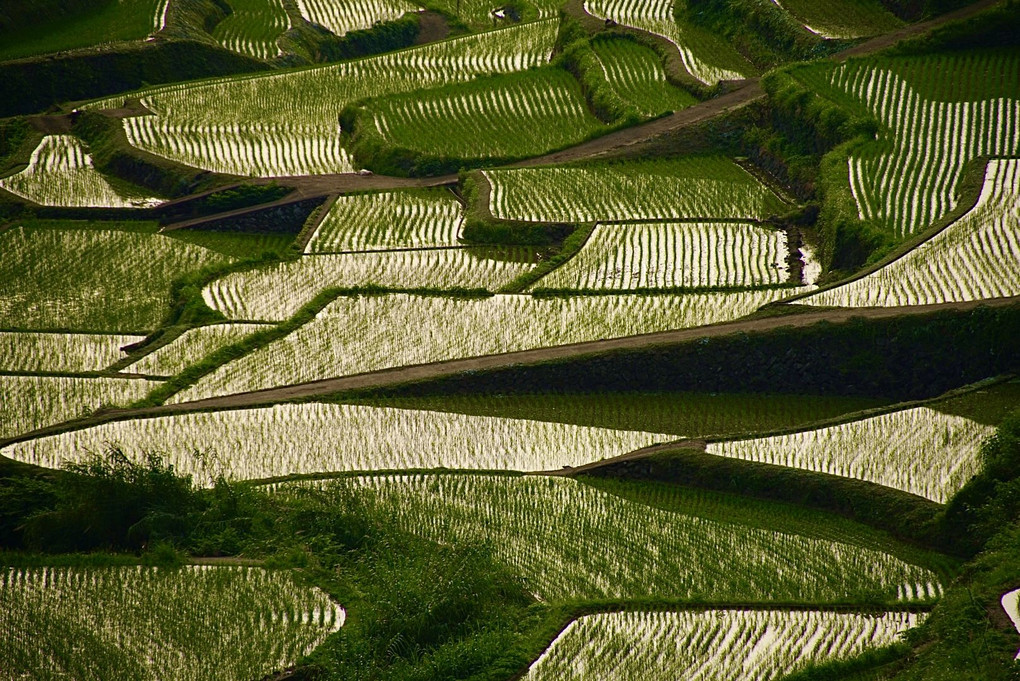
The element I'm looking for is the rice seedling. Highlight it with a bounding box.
[583,0,751,84]
[172,290,788,400]
[97,21,557,177]
[591,37,697,116]
[0,223,235,332]
[816,54,1020,237]
[1003,589,1020,660]
[280,474,945,603]
[0,135,160,208]
[0,375,157,440]
[0,402,672,483]
[526,609,921,680]
[706,407,995,504]
[305,188,464,253]
[484,156,787,223]
[296,0,418,37]
[0,332,143,373]
[357,68,607,161]
[211,0,291,60]
[0,565,344,681]
[204,248,535,321]
[533,221,790,291]
[767,0,902,39]
[126,324,267,376]
[804,158,1020,307]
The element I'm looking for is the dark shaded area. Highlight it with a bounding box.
[0,40,267,117]
[353,304,1020,402]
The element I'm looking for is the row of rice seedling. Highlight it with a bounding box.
[707,406,995,504]
[280,475,943,603]
[204,248,535,321]
[172,290,788,400]
[126,323,267,376]
[0,375,156,440]
[358,69,607,161]
[533,221,790,291]
[0,565,343,681]
[805,158,1020,307]
[484,156,788,223]
[0,135,160,208]
[0,331,142,374]
[1003,588,1020,659]
[305,188,464,253]
[211,0,291,60]
[526,609,921,680]
[828,58,1020,236]
[768,0,901,39]
[0,224,235,332]
[106,21,558,177]
[591,36,696,116]
[583,0,750,84]
[153,0,171,32]
[1,402,671,484]
[124,118,357,177]
[296,0,418,37]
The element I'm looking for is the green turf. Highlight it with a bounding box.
[0,0,162,62]
[164,230,294,258]
[349,392,893,437]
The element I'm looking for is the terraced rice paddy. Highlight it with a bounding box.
[484,157,787,223]
[584,0,751,84]
[0,565,344,681]
[211,0,291,60]
[0,403,672,483]
[305,189,464,253]
[172,290,789,400]
[422,0,561,28]
[1003,588,1020,659]
[126,324,267,376]
[534,221,790,291]
[591,36,696,116]
[0,332,142,373]
[811,53,1020,237]
[204,248,535,321]
[360,69,606,161]
[0,135,160,208]
[526,609,921,680]
[0,223,235,332]
[0,375,156,440]
[361,392,892,437]
[103,21,558,177]
[296,0,418,37]
[769,0,902,39]
[707,407,995,504]
[804,158,1020,307]
[281,475,945,603]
